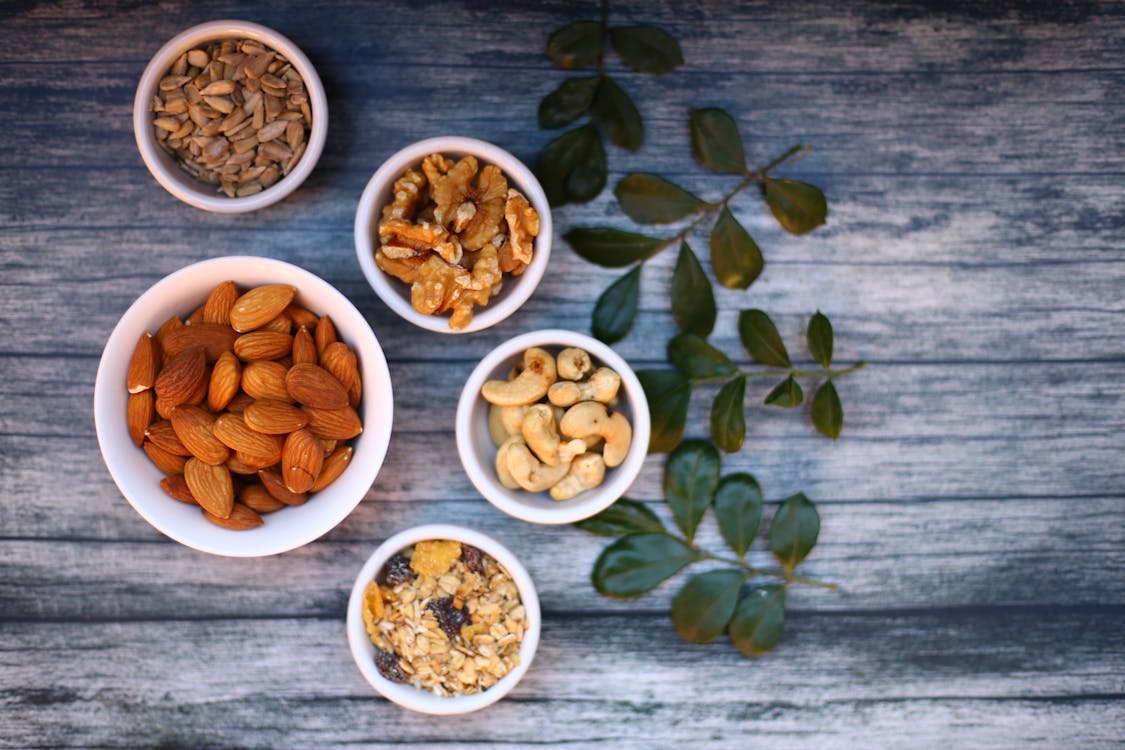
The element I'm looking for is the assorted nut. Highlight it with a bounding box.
[483,347,632,501]
[374,153,540,330]
[125,281,363,530]
[362,540,528,697]
[150,38,311,197]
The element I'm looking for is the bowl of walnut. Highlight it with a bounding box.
[133,20,328,212]
[354,136,552,333]
[347,524,541,714]
[456,330,651,525]
[93,256,394,557]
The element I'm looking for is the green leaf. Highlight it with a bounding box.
[714,473,763,558]
[593,76,643,152]
[729,584,786,656]
[738,309,791,367]
[536,124,607,205]
[811,379,843,439]
[667,333,736,379]
[710,206,763,289]
[670,241,716,337]
[664,439,720,542]
[615,174,706,224]
[574,498,666,537]
[689,108,747,175]
[762,178,828,235]
[592,533,702,598]
[591,266,640,343]
[563,227,666,267]
[710,376,746,452]
[671,569,746,643]
[538,76,600,129]
[637,369,692,453]
[609,25,684,75]
[807,311,833,369]
[764,375,803,408]
[546,21,605,70]
[769,492,820,573]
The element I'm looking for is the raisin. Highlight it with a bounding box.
[373,648,407,683]
[460,544,484,574]
[428,597,470,640]
[379,553,414,586]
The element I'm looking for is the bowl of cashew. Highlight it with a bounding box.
[455,329,650,525]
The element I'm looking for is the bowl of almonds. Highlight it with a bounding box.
[93,256,393,556]
[133,20,327,212]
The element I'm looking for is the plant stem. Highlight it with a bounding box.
[691,360,867,386]
[698,549,838,590]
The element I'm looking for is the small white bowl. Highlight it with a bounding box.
[346,524,541,714]
[456,330,651,525]
[354,136,552,333]
[133,20,328,212]
[93,256,393,557]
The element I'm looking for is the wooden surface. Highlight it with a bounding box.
[2,1,1124,747]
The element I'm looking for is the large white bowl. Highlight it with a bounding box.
[93,256,393,557]
[133,20,328,212]
[346,524,541,714]
[456,329,651,525]
[354,136,552,333]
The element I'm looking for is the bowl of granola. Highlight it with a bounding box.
[354,136,551,333]
[347,524,540,714]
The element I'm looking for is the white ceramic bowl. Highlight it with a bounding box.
[346,524,541,714]
[456,329,650,525]
[133,20,328,212]
[354,136,552,333]
[93,256,393,557]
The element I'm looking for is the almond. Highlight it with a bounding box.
[261,312,293,334]
[233,330,293,361]
[242,360,293,402]
[258,468,307,506]
[202,501,263,530]
[234,450,281,470]
[347,375,362,408]
[185,457,234,518]
[170,404,231,465]
[286,363,349,409]
[127,332,160,393]
[240,484,285,514]
[226,453,263,475]
[286,304,320,328]
[144,440,188,474]
[226,391,255,413]
[208,350,242,411]
[162,322,238,361]
[202,280,239,324]
[186,304,206,325]
[292,325,317,365]
[320,340,359,390]
[314,314,337,357]
[160,474,197,504]
[229,284,296,332]
[243,399,309,434]
[154,347,206,407]
[127,390,155,447]
[144,419,190,455]
[213,412,283,459]
[311,445,353,492]
[154,315,184,349]
[303,405,363,440]
[282,428,323,493]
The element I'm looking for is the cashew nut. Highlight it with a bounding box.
[559,401,633,468]
[505,441,572,492]
[556,347,593,381]
[481,347,557,406]
[547,367,622,407]
[521,404,586,467]
[495,435,525,490]
[550,452,606,501]
[488,404,510,447]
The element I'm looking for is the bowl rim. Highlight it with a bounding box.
[93,255,393,556]
[132,19,328,213]
[353,135,552,334]
[346,523,541,714]
[455,329,651,525]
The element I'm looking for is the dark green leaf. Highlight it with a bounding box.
[769,492,820,573]
[664,439,720,542]
[667,333,736,379]
[670,241,716,337]
[591,266,640,343]
[593,76,643,152]
[563,227,666,267]
[714,473,763,558]
[574,498,666,536]
[546,21,605,70]
[738,309,791,367]
[689,108,747,174]
[710,206,763,289]
[592,533,702,597]
[537,124,606,205]
[762,178,828,235]
[637,369,692,453]
[615,174,706,224]
[807,311,833,369]
[729,584,786,656]
[538,76,600,129]
[609,25,684,75]
[764,375,803,408]
[710,376,746,452]
[671,569,746,643]
[811,379,843,439]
